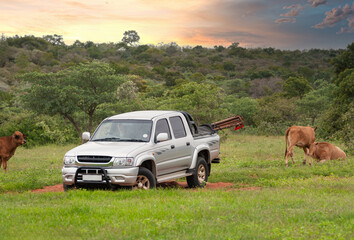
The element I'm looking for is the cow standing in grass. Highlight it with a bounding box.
[284,126,317,166]
[309,142,346,163]
[0,131,26,173]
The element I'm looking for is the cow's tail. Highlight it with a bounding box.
[284,128,291,158]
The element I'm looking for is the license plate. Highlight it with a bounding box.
[82,175,102,181]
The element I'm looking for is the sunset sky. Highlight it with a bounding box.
[1,0,353,49]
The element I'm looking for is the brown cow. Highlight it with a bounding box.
[309,142,346,163]
[284,126,317,166]
[0,131,26,173]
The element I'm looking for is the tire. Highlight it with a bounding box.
[63,183,75,191]
[132,167,156,190]
[187,156,209,188]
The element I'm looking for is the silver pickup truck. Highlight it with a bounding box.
[62,111,220,190]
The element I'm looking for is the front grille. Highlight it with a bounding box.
[77,155,112,163]
[75,168,109,182]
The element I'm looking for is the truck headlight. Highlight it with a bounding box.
[63,156,76,165]
[113,157,134,166]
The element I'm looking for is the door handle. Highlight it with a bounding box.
[186,142,190,146]
[171,145,175,149]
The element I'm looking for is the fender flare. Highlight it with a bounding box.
[190,144,210,169]
[135,154,157,176]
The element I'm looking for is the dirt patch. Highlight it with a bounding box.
[30,181,258,193]
[31,184,64,193]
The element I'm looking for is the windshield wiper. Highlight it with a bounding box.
[92,137,121,142]
[121,139,146,142]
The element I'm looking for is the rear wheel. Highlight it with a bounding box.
[187,156,209,188]
[132,167,156,190]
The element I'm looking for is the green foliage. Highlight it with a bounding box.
[223,96,258,126]
[19,61,125,137]
[43,34,65,46]
[297,84,334,125]
[254,95,298,135]
[319,69,354,150]
[189,72,206,83]
[6,35,49,50]
[331,42,354,76]
[109,62,130,74]
[159,82,227,124]
[283,76,313,99]
[222,61,235,71]
[0,110,77,147]
[0,34,351,145]
[122,30,140,46]
[15,52,30,69]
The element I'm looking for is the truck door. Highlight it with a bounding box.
[153,118,176,176]
[168,116,193,170]
[153,117,192,176]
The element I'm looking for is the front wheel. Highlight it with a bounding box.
[63,183,75,191]
[132,167,156,190]
[187,156,209,188]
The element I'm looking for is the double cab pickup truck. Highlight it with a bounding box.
[62,110,220,190]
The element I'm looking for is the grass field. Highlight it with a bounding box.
[0,134,353,239]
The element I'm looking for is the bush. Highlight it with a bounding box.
[0,111,78,147]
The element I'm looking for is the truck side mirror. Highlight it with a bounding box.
[156,133,168,143]
[82,132,91,141]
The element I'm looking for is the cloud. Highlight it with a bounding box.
[283,4,303,10]
[313,3,354,29]
[338,16,354,33]
[274,18,296,23]
[308,0,327,8]
[279,4,303,19]
[280,9,300,17]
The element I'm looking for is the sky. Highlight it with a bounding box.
[1,0,353,50]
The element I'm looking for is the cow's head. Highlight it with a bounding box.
[12,131,27,145]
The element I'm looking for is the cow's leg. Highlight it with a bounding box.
[3,159,7,173]
[290,146,295,164]
[285,145,294,167]
[303,147,310,165]
[319,156,330,164]
[308,149,312,166]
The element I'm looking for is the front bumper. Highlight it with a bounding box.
[62,166,139,186]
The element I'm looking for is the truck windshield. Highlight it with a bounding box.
[91,119,152,142]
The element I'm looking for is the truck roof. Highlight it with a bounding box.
[107,110,179,120]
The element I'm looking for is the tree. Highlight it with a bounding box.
[222,61,235,71]
[254,94,298,135]
[43,34,65,46]
[20,61,125,140]
[331,42,354,76]
[190,72,206,83]
[122,30,140,46]
[297,84,334,125]
[116,80,145,110]
[319,69,354,150]
[282,76,312,99]
[159,82,226,124]
[223,96,258,126]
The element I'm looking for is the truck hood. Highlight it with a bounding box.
[65,141,148,157]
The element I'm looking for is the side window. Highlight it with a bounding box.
[169,116,187,139]
[155,119,172,142]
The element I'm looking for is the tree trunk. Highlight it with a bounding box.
[64,114,83,143]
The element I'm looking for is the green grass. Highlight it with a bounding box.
[212,135,353,188]
[0,144,75,192]
[0,135,353,239]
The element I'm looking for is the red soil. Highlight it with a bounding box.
[30,181,260,193]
